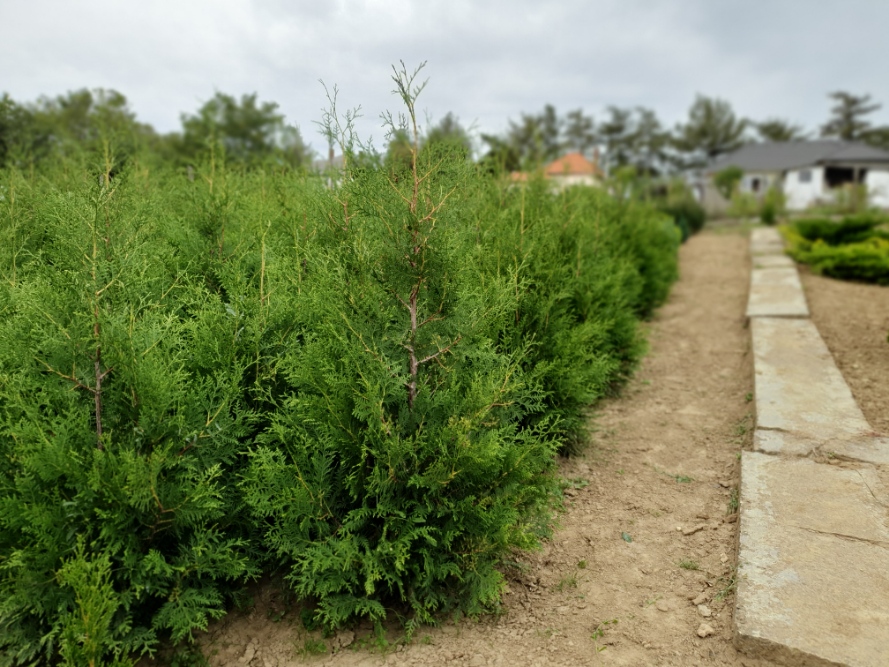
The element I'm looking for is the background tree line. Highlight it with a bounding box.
[0,89,311,171]
[1,86,888,175]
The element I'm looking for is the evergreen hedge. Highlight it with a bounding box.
[0,76,680,665]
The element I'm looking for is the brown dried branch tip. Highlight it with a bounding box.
[388,62,463,410]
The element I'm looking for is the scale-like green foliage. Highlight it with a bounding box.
[475,178,679,450]
[0,170,258,665]
[0,71,680,664]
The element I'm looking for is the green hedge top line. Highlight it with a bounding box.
[0,97,680,666]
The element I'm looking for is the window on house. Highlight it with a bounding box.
[750,177,761,193]
[824,166,867,188]
[798,169,811,183]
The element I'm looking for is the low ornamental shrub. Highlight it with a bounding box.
[783,215,889,284]
[759,187,785,226]
[657,197,706,241]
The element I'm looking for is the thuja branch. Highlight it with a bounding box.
[35,356,112,449]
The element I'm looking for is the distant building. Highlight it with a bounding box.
[509,151,603,189]
[701,140,889,213]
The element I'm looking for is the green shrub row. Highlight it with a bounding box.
[782,214,889,284]
[0,127,679,664]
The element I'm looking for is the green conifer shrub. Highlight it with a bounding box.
[240,64,560,632]
[0,67,682,662]
[0,170,258,665]
[474,179,679,451]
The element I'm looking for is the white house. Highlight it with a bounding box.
[704,140,889,211]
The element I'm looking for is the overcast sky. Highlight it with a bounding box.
[3,0,889,155]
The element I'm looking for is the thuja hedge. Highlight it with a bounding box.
[0,140,678,663]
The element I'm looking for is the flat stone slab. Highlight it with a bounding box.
[735,452,889,666]
[752,318,872,444]
[747,268,809,318]
[754,430,889,465]
[750,227,786,256]
[753,254,795,269]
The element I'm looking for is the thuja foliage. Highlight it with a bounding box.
[782,214,889,284]
[0,167,264,665]
[0,66,680,665]
[475,178,679,450]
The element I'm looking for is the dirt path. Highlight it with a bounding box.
[196,229,777,667]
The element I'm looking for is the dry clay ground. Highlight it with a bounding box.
[185,227,887,667]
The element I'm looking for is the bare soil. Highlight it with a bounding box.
[799,268,889,435]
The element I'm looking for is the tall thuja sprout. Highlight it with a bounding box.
[242,63,559,631]
[0,163,257,666]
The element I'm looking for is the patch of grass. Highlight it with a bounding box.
[555,574,578,592]
[678,559,700,571]
[651,464,694,483]
[577,560,587,569]
[744,392,753,403]
[733,413,753,440]
[591,618,618,653]
[169,645,210,667]
[300,638,329,656]
[714,572,737,602]
[727,486,740,514]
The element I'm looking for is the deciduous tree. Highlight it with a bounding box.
[178,92,310,168]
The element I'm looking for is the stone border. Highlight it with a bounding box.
[735,226,889,667]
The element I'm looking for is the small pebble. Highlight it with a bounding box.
[698,604,712,618]
[682,524,706,536]
[655,599,671,613]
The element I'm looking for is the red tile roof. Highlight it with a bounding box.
[544,152,602,177]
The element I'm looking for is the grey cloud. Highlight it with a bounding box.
[2,0,888,152]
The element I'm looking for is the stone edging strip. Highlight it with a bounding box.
[734,226,889,667]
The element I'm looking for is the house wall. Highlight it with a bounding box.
[865,169,889,208]
[784,167,824,210]
[549,174,600,190]
[739,172,778,196]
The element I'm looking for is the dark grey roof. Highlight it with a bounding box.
[708,140,889,173]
